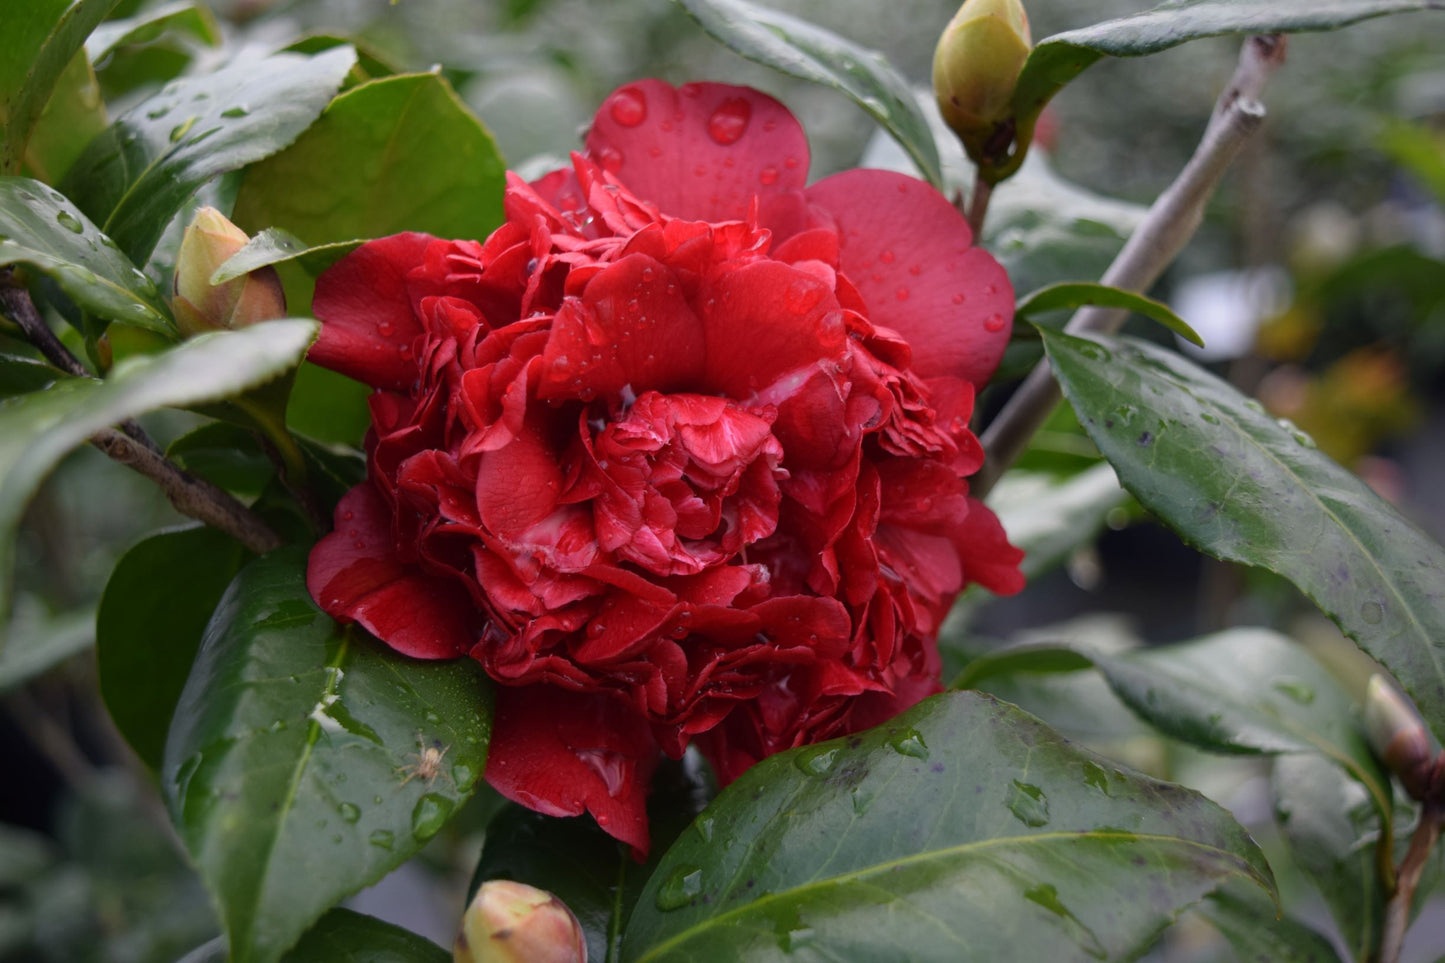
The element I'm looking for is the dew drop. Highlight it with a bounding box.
[369,829,394,850]
[1244,398,1266,414]
[608,86,648,127]
[221,105,250,119]
[879,249,895,264]
[984,312,1006,332]
[783,156,799,169]
[1082,761,1110,795]
[1200,412,1221,425]
[951,293,966,305]
[338,802,361,823]
[1271,676,1316,704]
[410,793,453,841]
[758,165,779,186]
[908,264,922,276]
[694,816,714,843]
[793,745,839,776]
[377,320,393,337]
[984,283,998,295]
[707,98,752,145]
[1361,600,1385,625]
[1112,404,1137,427]
[648,146,662,158]
[894,286,910,302]
[655,865,704,911]
[169,116,198,142]
[693,164,707,178]
[146,105,171,120]
[887,728,929,759]
[596,146,623,173]
[55,210,84,234]
[1006,780,1049,827]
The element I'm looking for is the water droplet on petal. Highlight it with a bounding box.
[596,145,623,172]
[377,321,393,337]
[984,312,1006,332]
[608,86,648,127]
[951,293,966,305]
[879,249,895,264]
[758,165,779,186]
[783,156,799,169]
[707,98,752,145]
[895,287,910,302]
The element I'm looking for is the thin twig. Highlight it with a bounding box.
[1,276,284,554]
[1381,801,1442,963]
[973,35,1288,499]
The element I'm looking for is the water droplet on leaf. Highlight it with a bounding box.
[887,728,929,759]
[410,793,453,841]
[794,745,839,776]
[55,211,84,233]
[1007,780,1049,827]
[369,829,394,850]
[655,865,704,910]
[1361,600,1384,625]
[1271,676,1315,704]
[338,802,361,823]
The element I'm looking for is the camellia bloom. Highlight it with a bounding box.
[307,79,1024,854]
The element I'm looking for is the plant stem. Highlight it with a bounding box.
[1380,802,1442,963]
[973,35,1288,499]
[966,178,993,238]
[0,277,283,555]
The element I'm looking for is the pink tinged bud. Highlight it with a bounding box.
[454,880,587,963]
[171,206,285,336]
[932,0,1033,163]
[1363,674,1436,800]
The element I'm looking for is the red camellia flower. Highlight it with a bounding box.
[306,79,1025,855]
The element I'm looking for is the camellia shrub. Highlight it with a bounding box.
[1,0,1443,961]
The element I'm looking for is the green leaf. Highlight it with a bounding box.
[1379,120,1445,207]
[163,550,493,963]
[232,72,506,252]
[22,50,107,185]
[1273,754,1387,961]
[1199,882,1343,963]
[62,47,356,264]
[0,0,118,174]
[1040,328,1445,746]
[211,228,361,285]
[178,909,448,963]
[957,629,1392,828]
[0,177,171,333]
[97,525,248,768]
[167,421,276,497]
[675,0,942,188]
[85,1,221,64]
[987,463,1128,582]
[472,758,716,962]
[0,599,94,692]
[1018,282,1204,347]
[1013,0,1445,130]
[0,319,317,646]
[622,690,1273,962]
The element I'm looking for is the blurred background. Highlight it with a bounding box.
[2,0,1442,959]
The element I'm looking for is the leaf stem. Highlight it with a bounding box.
[966,178,993,238]
[1,275,283,555]
[1380,801,1442,963]
[972,35,1287,499]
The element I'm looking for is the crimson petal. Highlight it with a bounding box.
[484,686,660,856]
[585,80,809,229]
[307,484,475,659]
[806,169,1014,387]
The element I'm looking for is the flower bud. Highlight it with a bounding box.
[933,0,1031,139]
[171,207,285,337]
[1364,674,1436,800]
[454,880,587,963]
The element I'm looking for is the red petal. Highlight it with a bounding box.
[806,169,1014,387]
[475,418,564,538]
[585,80,809,228]
[957,497,1026,595]
[484,686,659,856]
[307,485,474,659]
[701,261,847,398]
[311,233,437,390]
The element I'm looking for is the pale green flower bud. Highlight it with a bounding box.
[933,0,1033,176]
[171,207,284,337]
[455,880,587,963]
[1363,674,1436,799]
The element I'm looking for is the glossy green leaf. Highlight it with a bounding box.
[85,2,221,63]
[472,757,715,962]
[0,0,118,174]
[0,177,170,333]
[22,50,107,185]
[163,550,493,963]
[0,354,61,397]
[1199,882,1342,963]
[1013,0,1445,129]
[166,421,276,497]
[1041,328,1445,745]
[97,525,248,768]
[0,599,94,692]
[1273,754,1387,961]
[0,319,316,646]
[232,72,506,251]
[62,47,355,264]
[622,691,1273,962]
[178,909,447,963]
[675,0,942,188]
[957,629,1391,827]
[1018,282,1203,347]
[211,228,360,285]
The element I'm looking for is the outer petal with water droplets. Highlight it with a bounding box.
[807,169,1013,388]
